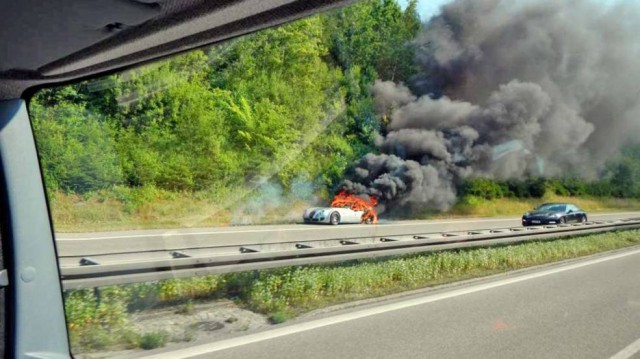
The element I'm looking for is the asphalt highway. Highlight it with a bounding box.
[56,211,640,259]
[140,246,640,359]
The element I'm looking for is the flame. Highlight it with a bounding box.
[330,191,379,224]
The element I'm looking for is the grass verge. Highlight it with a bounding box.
[65,229,640,354]
[430,194,640,219]
[50,186,315,232]
[51,187,640,232]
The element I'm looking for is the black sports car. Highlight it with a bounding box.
[522,203,588,226]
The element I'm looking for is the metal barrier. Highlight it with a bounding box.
[59,218,640,289]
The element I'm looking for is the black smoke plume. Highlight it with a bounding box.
[343,0,640,212]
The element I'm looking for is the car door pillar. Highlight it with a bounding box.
[0,99,70,358]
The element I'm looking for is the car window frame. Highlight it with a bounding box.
[0,99,70,358]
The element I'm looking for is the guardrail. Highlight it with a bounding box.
[58,218,640,289]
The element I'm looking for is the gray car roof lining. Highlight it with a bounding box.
[0,0,353,99]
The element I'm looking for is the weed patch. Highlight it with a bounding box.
[139,331,169,350]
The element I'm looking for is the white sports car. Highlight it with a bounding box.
[303,207,365,225]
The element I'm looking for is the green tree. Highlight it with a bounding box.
[30,98,123,193]
[324,0,421,82]
[28,1,423,196]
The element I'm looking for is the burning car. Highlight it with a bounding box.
[303,191,378,225]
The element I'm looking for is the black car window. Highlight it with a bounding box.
[537,204,566,212]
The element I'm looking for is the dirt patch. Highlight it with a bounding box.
[77,299,269,359]
[132,300,268,341]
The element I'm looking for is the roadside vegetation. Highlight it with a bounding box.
[66,230,640,353]
[51,183,640,232]
[432,175,640,219]
[440,195,640,219]
[32,0,421,231]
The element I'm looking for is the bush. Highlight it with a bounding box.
[30,101,123,193]
[546,179,570,196]
[459,178,507,200]
[458,195,484,207]
[559,178,587,196]
[268,311,292,324]
[525,178,547,198]
[139,331,169,350]
[585,181,613,197]
[465,177,606,200]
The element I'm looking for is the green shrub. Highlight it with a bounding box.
[459,195,484,207]
[175,300,195,315]
[239,230,640,316]
[269,311,292,324]
[139,331,169,350]
[459,178,506,200]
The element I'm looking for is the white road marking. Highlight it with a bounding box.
[55,212,640,241]
[138,247,640,359]
[610,337,640,359]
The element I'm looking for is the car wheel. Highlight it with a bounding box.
[580,215,587,223]
[559,216,566,224]
[330,212,340,225]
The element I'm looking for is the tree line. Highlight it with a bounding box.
[30,0,421,195]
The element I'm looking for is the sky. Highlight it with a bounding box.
[397,0,621,20]
[396,0,451,20]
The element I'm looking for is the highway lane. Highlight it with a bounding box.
[57,211,640,240]
[55,211,640,259]
[141,246,640,359]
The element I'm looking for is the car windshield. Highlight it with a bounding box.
[25,0,640,358]
[536,204,568,212]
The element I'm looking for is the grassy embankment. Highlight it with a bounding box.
[66,230,640,353]
[50,187,640,232]
[433,193,640,219]
[49,186,315,232]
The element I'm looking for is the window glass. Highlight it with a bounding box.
[537,204,567,212]
[28,0,640,356]
[29,1,424,355]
